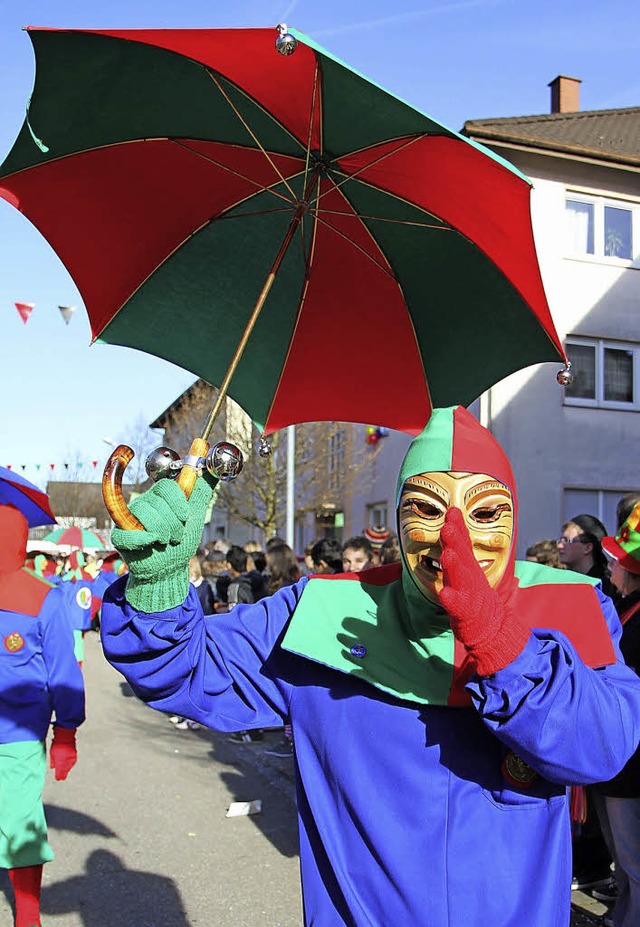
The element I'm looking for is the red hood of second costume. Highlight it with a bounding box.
[0,505,52,615]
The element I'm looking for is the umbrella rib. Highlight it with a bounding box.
[313,207,452,232]
[205,70,299,201]
[170,139,295,206]
[315,134,428,204]
[301,62,321,196]
[93,174,317,344]
[214,206,298,221]
[310,211,397,280]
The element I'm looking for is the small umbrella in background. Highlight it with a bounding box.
[43,526,104,549]
[0,465,57,527]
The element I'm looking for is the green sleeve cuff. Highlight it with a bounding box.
[124,567,190,613]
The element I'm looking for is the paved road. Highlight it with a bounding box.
[0,632,302,927]
[0,632,613,926]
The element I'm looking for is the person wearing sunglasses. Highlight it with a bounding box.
[558,515,617,602]
[591,503,640,927]
[558,514,618,894]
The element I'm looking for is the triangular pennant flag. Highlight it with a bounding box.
[58,305,76,325]
[15,302,34,323]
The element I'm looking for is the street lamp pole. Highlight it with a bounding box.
[286,425,295,549]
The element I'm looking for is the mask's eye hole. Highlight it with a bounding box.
[402,498,443,519]
[470,503,511,524]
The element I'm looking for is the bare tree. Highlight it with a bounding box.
[217,421,382,540]
[120,414,167,491]
[148,378,382,541]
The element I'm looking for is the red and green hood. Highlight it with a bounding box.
[282,407,615,706]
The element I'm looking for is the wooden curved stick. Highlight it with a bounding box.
[102,445,145,530]
[103,438,211,530]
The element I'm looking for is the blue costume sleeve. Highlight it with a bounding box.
[467,590,640,784]
[40,588,85,730]
[101,576,309,730]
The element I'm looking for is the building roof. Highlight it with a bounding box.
[463,107,640,167]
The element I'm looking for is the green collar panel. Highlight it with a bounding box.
[281,562,615,707]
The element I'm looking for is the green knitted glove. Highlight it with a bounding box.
[111,475,217,613]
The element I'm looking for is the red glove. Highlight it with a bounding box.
[438,507,529,676]
[49,726,77,781]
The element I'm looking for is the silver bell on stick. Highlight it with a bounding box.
[205,442,244,482]
[145,446,182,482]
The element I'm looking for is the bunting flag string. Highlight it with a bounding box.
[4,460,100,476]
[14,301,34,323]
[7,303,79,325]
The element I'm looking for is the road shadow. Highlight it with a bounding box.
[44,803,118,838]
[216,765,299,859]
[114,688,300,861]
[41,848,190,927]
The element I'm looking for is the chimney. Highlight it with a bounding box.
[548,75,581,114]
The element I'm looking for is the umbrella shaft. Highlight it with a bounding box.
[201,190,313,441]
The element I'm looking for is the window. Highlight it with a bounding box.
[367,503,388,528]
[564,338,638,409]
[563,489,631,536]
[565,194,637,262]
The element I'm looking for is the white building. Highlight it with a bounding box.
[460,76,640,553]
[345,78,640,555]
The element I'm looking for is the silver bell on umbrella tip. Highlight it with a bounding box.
[145,447,182,482]
[258,437,272,458]
[205,442,244,482]
[556,362,573,386]
[275,23,298,56]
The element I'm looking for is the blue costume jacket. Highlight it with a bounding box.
[0,583,85,743]
[101,573,640,927]
[100,408,640,926]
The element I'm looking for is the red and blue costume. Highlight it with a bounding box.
[0,505,85,927]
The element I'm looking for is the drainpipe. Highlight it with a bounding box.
[479,390,492,431]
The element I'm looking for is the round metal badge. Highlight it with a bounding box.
[502,750,538,788]
[4,632,25,653]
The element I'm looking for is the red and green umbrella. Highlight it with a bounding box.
[0,25,566,441]
[43,526,104,549]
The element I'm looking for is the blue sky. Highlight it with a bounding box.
[1,0,639,487]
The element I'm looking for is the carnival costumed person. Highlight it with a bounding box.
[58,552,100,666]
[0,505,85,927]
[101,406,640,927]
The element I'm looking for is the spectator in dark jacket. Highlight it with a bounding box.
[593,503,640,927]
